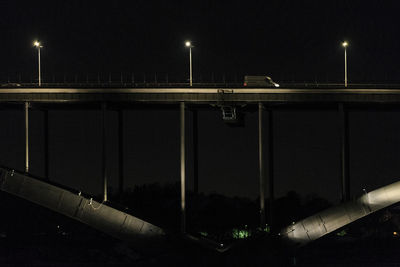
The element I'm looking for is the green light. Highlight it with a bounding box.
[232,228,250,239]
[336,229,347,236]
[199,231,208,237]
[256,224,270,233]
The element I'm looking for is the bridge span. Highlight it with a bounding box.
[0,87,400,103]
[1,86,400,236]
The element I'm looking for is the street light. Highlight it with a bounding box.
[342,41,348,87]
[185,41,193,87]
[33,41,43,86]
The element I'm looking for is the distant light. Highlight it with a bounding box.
[394,231,398,236]
[185,41,191,47]
[33,41,42,48]
[342,41,348,47]
[199,231,208,237]
[266,76,280,87]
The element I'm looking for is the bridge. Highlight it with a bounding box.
[1,85,400,252]
[1,86,400,103]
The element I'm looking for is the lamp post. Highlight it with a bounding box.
[33,41,43,87]
[185,41,193,87]
[342,41,348,87]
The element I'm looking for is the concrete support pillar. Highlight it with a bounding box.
[339,103,350,201]
[118,110,124,198]
[267,108,274,228]
[102,103,107,202]
[44,109,49,180]
[192,109,199,194]
[180,102,186,234]
[258,103,266,227]
[24,102,29,173]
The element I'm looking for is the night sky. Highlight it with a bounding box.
[2,1,400,82]
[1,1,400,203]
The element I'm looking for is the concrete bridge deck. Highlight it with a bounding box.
[0,87,400,103]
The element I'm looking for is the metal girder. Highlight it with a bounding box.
[0,167,166,249]
[280,180,400,247]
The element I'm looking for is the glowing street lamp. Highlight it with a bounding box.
[185,41,193,86]
[342,41,348,87]
[33,41,43,86]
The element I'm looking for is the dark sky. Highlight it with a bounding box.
[2,1,400,82]
[1,1,400,204]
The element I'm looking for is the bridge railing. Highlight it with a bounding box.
[3,82,400,89]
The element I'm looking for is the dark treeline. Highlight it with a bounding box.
[110,182,332,240]
[0,181,333,242]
